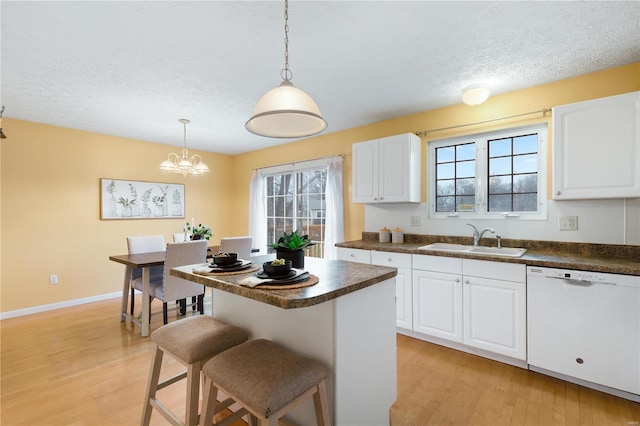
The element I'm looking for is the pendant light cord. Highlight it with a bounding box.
[281,0,292,81]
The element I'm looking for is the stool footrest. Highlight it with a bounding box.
[157,371,187,391]
[215,407,249,426]
[150,397,184,426]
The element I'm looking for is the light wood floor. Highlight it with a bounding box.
[1,296,639,426]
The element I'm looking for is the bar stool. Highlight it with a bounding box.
[141,315,248,426]
[199,339,331,426]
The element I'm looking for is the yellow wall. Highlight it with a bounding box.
[1,62,638,314]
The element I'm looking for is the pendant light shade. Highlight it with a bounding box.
[246,80,327,138]
[462,84,491,106]
[246,0,327,138]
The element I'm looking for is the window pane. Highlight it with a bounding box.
[489,176,512,194]
[513,134,537,155]
[285,195,294,217]
[514,193,537,211]
[267,196,274,215]
[456,143,475,161]
[436,196,455,212]
[274,196,285,216]
[267,176,275,196]
[489,194,512,211]
[437,163,455,179]
[456,178,475,195]
[437,146,455,163]
[489,138,511,157]
[457,160,475,178]
[456,196,475,212]
[514,174,537,193]
[489,157,511,175]
[297,195,308,216]
[513,154,537,174]
[437,180,455,196]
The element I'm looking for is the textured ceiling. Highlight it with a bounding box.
[2,1,639,155]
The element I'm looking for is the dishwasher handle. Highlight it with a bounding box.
[545,275,616,286]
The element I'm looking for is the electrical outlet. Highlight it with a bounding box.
[49,274,58,285]
[558,216,578,231]
[410,215,421,227]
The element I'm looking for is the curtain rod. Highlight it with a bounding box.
[415,108,551,137]
[253,153,345,171]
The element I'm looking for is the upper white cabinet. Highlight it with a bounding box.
[352,133,421,203]
[552,91,640,200]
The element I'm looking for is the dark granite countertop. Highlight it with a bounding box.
[336,233,640,276]
[171,255,397,309]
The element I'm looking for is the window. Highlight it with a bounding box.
[429,124,547,219]
[265,167,327,257]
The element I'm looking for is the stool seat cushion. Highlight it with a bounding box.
[151,316,248,364]
[203,339,329,418]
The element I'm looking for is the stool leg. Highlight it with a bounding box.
[141,344,164,426]
[313,380,331,426]
[199,376,218,426]
[130,287,135,315]
[185,361,201,426]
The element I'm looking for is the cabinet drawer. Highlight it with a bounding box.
[412,254,462,274]
[371,251,412,269]
[336,247,371,264]
[463,259,525,283]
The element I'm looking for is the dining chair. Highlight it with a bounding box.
[126,235,166,317]
[219,236,253,259]
[173,232,188,243]
[145,240,208,325]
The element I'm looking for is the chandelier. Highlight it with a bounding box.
[160,119,209,176]
[245,0,327,138]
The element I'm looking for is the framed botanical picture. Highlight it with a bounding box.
[100,178,185,220]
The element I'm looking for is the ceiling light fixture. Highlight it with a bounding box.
[462,84,491,106]
[160,119,209,176]
[245,0,327,138]
[0,106,7,139]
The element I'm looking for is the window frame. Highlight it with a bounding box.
[428,124,547,220]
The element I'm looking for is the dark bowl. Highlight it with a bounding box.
[213,252,238,266]
[262,260,292,277]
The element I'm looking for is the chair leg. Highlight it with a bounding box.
[130,287,135,315]
[162,303,168,325]
[179,299,187,315]
[197,294,204,314]
[185,362,201,426]
[141,344,163,426]
[191,296,197,311]
[199,376,219,426]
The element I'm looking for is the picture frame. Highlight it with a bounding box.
[100,178,185,220]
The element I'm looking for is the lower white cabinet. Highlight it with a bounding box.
[413,255,527,361]
[371,251,412,330]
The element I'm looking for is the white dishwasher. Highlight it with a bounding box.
[527,266,640,396]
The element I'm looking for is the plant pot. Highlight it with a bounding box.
[276,249,304,269]
[191,234,203,240]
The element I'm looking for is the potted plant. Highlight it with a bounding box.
[270,230,314,268]
[185,222,212,240]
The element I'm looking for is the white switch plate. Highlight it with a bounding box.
[558,216,578,230]
[410,215,421,227]
[49,274,58,285]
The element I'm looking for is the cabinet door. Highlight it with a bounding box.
[352,140,379,203]
[378,134,421,203]
[394,267,412,330]
[463,276,526,360]
[413,270,463,343]
[553,91,640,200]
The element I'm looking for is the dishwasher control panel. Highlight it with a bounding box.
[528,266,639,287]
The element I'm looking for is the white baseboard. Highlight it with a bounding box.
[0,291,122,320]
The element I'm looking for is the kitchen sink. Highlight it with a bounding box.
[419,243,527,258]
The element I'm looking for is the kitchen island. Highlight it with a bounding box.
[171,256,398,426]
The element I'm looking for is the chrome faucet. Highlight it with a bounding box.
[466,223,496,246]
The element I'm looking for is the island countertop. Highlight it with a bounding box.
[170,255,397,309]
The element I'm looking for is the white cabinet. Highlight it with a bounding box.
[352,133,421,203]
[552,91,640,200]
[462,259,527,360]
[336,247,371,264]
[412,255,463,342]
[412,256,527,360]
[371,251,413,330]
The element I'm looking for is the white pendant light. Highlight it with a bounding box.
[160,119,209,176]
[462,84,491,106]
[246,0,327,138]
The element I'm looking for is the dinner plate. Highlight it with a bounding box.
[261,271,310,286]
[207,260,253,272]
[256,270,297,280]
[211,260,243,269]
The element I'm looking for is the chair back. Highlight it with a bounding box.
[127,235,166,281]
[161,240,208,303]
[219,236,253,259]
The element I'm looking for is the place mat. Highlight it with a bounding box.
[193,264,260,276]
[254,274,318,290]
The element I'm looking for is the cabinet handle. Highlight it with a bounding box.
[464,279,470,284]
[388,258,392,262]
[576,358,584,364]
[380,197,384,200]
[454,278,460,283]
[350,254,355,257]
